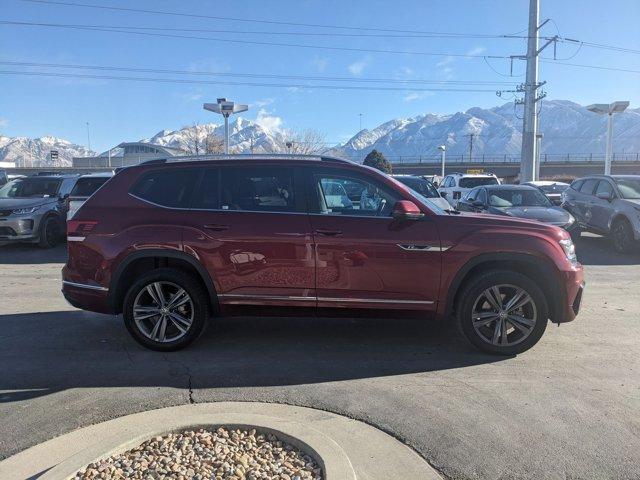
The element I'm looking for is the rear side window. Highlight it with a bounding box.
[459,177,498,188]
[71,177,110,197]
[579,179,598,195]
[131,169,199,208]
[220,167,297,212]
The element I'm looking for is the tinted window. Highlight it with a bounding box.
[571,179,584,191]
[131,169,199,208]
[615,177,640,199]
[315,174,399,217]
[459,177,499,188]
[595,180,614,197]
[220,167,296,212]
[191,169,219,210]
[465,187,481,201]
[476,189,487,204]
[0,178,61,198]
[579,179,598,195]
[71,177,109,197]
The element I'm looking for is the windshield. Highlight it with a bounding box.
[395,176,439,198]
[488,189,552,207]
[460,177,499,188]
[70,177,110,197]
[0,178,62,198]
[615,177,640,199]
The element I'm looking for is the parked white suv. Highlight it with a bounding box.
[438,172,500,207]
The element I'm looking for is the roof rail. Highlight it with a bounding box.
[140,158,168,165]
[158,153,356,164]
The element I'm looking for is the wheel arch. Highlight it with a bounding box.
[109,250,218,315]
[443,252,562,324]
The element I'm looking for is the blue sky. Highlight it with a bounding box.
[1,0,639,152]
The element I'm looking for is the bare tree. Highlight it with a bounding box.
[279,128,328,154]
[205,134,225,154]
[181,122,203,155]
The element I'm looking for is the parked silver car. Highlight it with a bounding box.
[562,175,640,253]
[68,172,114,219]
[0,174,79,247]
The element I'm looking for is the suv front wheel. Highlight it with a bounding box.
[455,270,548,355]
[122,268,209,351]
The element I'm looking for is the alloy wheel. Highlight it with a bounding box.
[132,281,194,343]
[471,284,538,347]
[613,222,631,252]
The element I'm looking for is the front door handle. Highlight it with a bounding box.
[203,224,229,231]
[315,228,342,236]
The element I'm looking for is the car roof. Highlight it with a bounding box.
[524,180,569,186]
[449,172,496,177]
[484,184,538,191]
[79,172,114,178]
[23,174,79,179]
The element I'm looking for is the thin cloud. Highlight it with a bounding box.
[0,117,8,128]
[348,58,370,76]
[255,108,283,132]
[403,92,435,103]
[311,56,329,72]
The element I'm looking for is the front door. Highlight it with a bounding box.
[307,167,441,311]
[183,165,315,308]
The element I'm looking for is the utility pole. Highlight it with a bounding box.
[86,122,91,153]
[466,133,475,162]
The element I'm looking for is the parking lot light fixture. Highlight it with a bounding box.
[203,98,249,155]
[586,101,630,175]
[438,145,446,177]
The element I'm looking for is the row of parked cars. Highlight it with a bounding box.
[391,171,640,254]
[0,170,112,247]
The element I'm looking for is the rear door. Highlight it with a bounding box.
[591,180,616,232]
[183,164,316,307]
[307,166,441,312]
[577,178,599,227]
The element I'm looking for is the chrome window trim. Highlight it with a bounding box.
[397,244,451,252]
[62,280,108,292]
[218,294,315,302]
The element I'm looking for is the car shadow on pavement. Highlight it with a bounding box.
[0,243,67,264]
[575,233,640,266]
[0,309,501,403]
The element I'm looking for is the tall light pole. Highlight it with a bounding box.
[535,133,543,181]
[203,98,248,154]
[438,145,446,177]
[86,122,91,153]
[587,101,629,175]
[358,113,363,131]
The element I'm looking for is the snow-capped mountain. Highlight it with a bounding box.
[143,118,288,154]
[339,100,640,159]
[2,100,639,167]
[0,135,94,167]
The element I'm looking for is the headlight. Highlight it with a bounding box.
[559,238,577,264]
[12,206,40,215]
[565,214,575,226]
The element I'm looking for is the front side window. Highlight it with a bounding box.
[0,178,61,198]
[579,179,598,194]
[130,169,199,208]
[220,167,297,212]
[571,179,584,191]
[315,174,399,217]
[595,180,614,197]
[465,187,481,201]
[476,188,487,204]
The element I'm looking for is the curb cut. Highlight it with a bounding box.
[0,402,442,480]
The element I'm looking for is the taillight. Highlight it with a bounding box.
[67,220,98,236]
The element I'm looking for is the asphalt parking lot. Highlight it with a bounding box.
[0,234,639,480]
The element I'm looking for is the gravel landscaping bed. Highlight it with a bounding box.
[74,427,323,480]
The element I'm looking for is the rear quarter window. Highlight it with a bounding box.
[130,169,200,208]
[459,177,499,188]
[71,177,110,197]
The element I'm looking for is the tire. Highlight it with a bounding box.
[38,216,62,248]
[610,217,635,254]
[122,268,209,351]
[455,270,549,355]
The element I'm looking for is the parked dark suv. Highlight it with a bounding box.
[63,155,584,355]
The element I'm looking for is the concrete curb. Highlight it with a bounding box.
[0,402,442,480]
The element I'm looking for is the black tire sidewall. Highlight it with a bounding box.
[456,270,549,355]
[123,268,209,351]
[611,219,633,253]
[38,217,60,248]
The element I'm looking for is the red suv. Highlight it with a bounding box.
[62,155,584,355]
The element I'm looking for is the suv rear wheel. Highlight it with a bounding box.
[610,217,634,254]
[38,216,62,248]
[455,270,548,355]
[122,268,209,351]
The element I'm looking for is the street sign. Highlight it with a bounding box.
[50,150,59,160]
[466,168,484,174]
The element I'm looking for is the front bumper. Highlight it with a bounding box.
[556,267,585,323]
[0,214,43,241]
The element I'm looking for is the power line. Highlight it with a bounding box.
[0,20,512,59]
[0,61,518,85]
[20,0,640,55]
[539,59,640,74]
[0,70,505,92]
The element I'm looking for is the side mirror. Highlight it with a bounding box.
[596,191,612,201]
[392,200,424,221]
[440,191,447,197]
[59,193,70,201]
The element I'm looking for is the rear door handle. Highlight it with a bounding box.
[203,224,229,231]
[315,228,342,236]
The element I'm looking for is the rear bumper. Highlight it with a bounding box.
[556,267,585,323]
[61,279,113,314]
